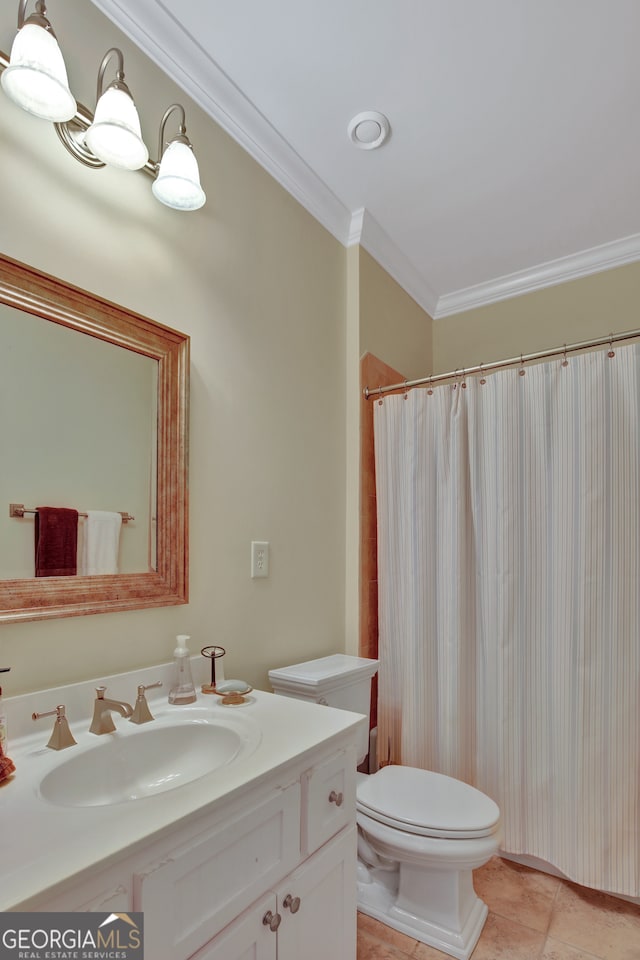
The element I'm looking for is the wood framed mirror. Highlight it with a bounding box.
[0,253,189,622]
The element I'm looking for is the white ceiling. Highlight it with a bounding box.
[90,1,640,318]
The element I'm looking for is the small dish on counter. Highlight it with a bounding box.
[212,680,253,705]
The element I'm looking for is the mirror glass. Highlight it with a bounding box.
[1,306,158,579]
[0,254,189,623]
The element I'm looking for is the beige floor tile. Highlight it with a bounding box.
[542,936,605,960]
[470,912,546,960]
[357,926,413,960]
[358,913,548,960]
[357,912,481,960]
[548,882,640,960]
[358,914,420,955]
[473,856,561,933]
[412,939,465,959]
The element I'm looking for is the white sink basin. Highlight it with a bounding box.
[39,714,260,807]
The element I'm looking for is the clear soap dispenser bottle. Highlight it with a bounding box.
[168,635,197,704]
[0,668,10,754]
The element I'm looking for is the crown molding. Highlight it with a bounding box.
[347,208,366,247]
[434,233,640,319]
[88,4,640,323]
[89,0,352,243]
[349,208,439,318]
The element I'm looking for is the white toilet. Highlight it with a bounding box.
[269,654,502,960]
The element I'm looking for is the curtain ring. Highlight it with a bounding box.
[378,385,384,405]
[561,344,569,368]
[479,362,486,385]
[452,368,459,390]
[519,354,526,377]
[608,333,615,359]
[461,368,467,389]
[403,380,409,399]
[427,375,434,396]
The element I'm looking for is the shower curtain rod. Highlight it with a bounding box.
[363,327,640,399]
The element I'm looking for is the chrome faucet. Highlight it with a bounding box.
[89,685,133,735]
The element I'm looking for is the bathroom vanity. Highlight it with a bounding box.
[0,662,365,960]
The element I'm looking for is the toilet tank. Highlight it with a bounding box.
[268,654,379,764]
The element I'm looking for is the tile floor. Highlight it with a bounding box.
[357,856,640,960]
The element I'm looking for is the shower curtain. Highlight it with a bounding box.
[373,343,640,897]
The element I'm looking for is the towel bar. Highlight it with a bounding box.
[9,503,134,523]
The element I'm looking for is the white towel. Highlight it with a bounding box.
[80,511,122,575]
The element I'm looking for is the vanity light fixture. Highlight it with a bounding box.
[0,0,76,122]
[0,1,206,211]
[83,47,148,171]
[152,104,206,211]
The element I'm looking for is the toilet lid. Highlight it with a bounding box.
[356,766,500,839]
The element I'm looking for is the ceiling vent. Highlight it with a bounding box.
[347,111,390,150]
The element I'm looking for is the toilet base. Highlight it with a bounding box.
[357,863,488,960]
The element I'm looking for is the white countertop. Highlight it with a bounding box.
[0,662,364,911]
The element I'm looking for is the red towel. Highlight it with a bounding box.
[35,507,79,577]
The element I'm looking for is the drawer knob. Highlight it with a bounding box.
[263,910,281,932]
[328,789,344,807]
[283,893,301,914]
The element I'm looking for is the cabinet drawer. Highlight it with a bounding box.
[34,880,131,914]
[302,747,356,855]
[134,782,300,960]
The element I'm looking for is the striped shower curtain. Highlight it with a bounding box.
[373,343,640,897]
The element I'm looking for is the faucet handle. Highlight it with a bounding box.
[32,704,77,750]
[130,681,163,725]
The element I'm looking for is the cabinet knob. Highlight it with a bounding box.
[328,790,344,807]
[283,893,301,914]
[263,910,281,932]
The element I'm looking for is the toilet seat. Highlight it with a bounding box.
[356,765,500,840]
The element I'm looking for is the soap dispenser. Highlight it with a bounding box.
[168,635,197,704]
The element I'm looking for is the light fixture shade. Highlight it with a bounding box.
[1,22,76,122]
[84,86,148,170]
[152,140,206,211]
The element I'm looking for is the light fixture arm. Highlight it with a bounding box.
[156,103,191,168]
[95,47,132,103]
[17,0,53,34]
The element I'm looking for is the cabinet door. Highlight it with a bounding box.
[276,827,357,960]
[189,893,277,960]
